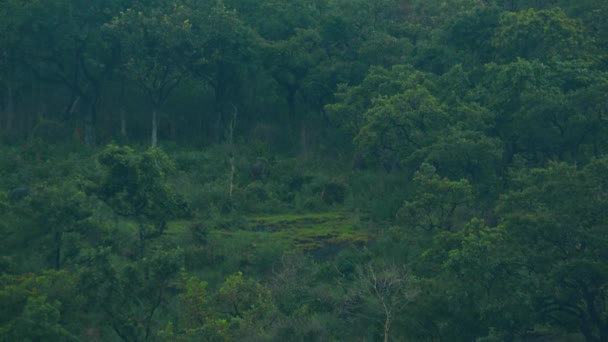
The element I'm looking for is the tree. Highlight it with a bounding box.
[27,183,93,270]
[0,270,78,341]
[352,262,414,342]
[357,85,449,170]
[0,0,29,137]
[409,219,533,340]
[493,8,584,62]
[5,0,121,146]
[4,182,94,271]
[186,0,256,143]
[397,163,474,233]
[96,145,185,257]
[105,0,197,147]
[0,295,73,342]
[478,58,608,166]
[80,249,183,341]
[441,6,504,66]
[262,27,329,154]
[497,159,608,341]
[159,275,230,341]
[216,272,278,339]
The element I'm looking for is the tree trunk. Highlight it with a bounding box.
[287,87,297,119]
[151,108,158,148]
[229,159,235,210]
[382,301,391,342]
[140,228,145,257]
[158,221,166,236]
[227,106,237,210]
[137,217,146,258]
[5,81,15,134]
[84,113,96,147]
[54,231,62,270]
[169,117,176,141]
[84,106,96,147]
[120,107,127,138]
[300,119,308,158]
[212,71,227,142]
[384,315,390,342]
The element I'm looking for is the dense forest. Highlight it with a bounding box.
[1,0,607,340]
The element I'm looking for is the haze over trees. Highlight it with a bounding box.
[1,0,607,341]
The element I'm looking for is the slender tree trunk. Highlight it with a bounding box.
[137,216,146,257]
[140,228,145,257]
[68,94,81,117]
[120,107,127,138]
[214,110,223,142]
[229,160,235,208]
[119,78,127,140]
[228,105,237,210]
[158,221,166,236]
[54,230,62,270]
[74,87,99,147]
[212,72,227,142]
[151,108,158,148]
[5,81,15,134]
[300,119,308,157]
[144,289,164,341]
[384,314,390,342]
[287,87,297,119]
[84,106,96,147]
[169,117,176,141]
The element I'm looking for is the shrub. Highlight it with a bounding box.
[320,179,347,205]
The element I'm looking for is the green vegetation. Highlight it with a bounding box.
[1,0,608,340]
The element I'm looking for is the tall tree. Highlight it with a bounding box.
[187,0,256,142]
[96,145,185,257]
[497,160,608,341]
[493,7,584,62]
[479,59,608,165]
[105,0,197,147]
[7,0,121,146]
[0,0,28,137]
[5,182,94,271]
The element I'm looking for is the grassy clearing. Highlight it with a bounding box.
[118,211,370,281]
[203,211,370,280]
[161,212,370,252]
[243,212,368,250]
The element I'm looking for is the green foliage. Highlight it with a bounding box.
[496,159,608,340]
[356,85,448,167]
[216,272,278,339]
[0,270,78,341]
[493,8,585,61]
[2,0,608,340]
[320,179,347,205]
[442,6,503,64]
[2,181,95,271]
[0,295,74,342]
[326,64,436,139]
[104,0,195,108]
[83,248,183,341]
[96,145,185,256]
[397,163,474,232]
[479,58,608,165]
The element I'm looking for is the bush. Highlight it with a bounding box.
[320,179,347,205]
[189,221,209,245]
